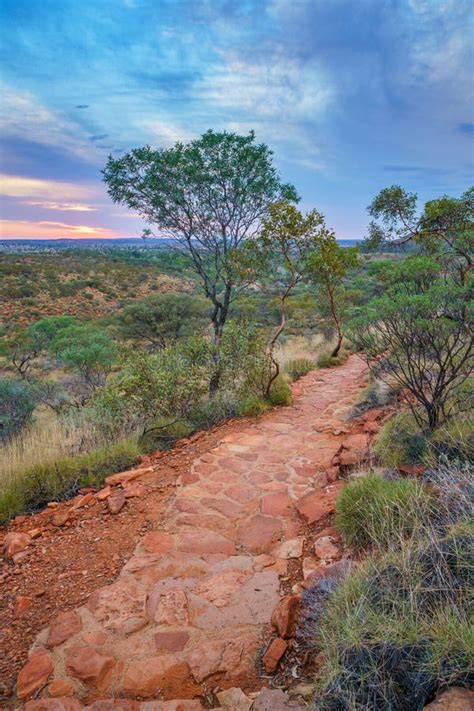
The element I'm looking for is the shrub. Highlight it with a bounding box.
[140,418,194,452]
[317,353,340,369]
[192,391,239,429]
[0,438,140,522]
[335,475,432,551]
[237,395,269,418]
[373,412,428,466]
[285,357,314,381]
[268,375,293,406]
[428,415,474,464]
[310,526,473,710]
[0,378,37,441]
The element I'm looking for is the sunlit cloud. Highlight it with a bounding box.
[0,219,117,239]
[26,201,98,212]
[0,174,95,201]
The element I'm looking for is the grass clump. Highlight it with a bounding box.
[0,438,140,522]
[335,474,432,551]
[268,375,293,406]
[309,526,473,710]
[284,357,315,381]
[373,412,428,466]
[237,394,270,417]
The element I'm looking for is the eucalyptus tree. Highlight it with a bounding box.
[367,185,473,283]
[103,129,297,392]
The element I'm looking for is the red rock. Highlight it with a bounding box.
[154,630,190,652]
[84,702,138,711]
[86,581,147,634]
[363,421,379,434]
[217,687,253,710]
[398,464,426,477]
[16,647,54,699]
[123,482,148,498]
[226,484,257,503]
[339,433,369,466]
[154,588,189,625]
[423,687,474,710]
[14,594,33,618]
[261,491,293,517]
[271,538,304,559]
[81,631,108,646]
[28,527,43,539]
[271,594,301,638]
[176,528,235,555]
[195,569,250,607]
[105,467,152,487]
[263,637,287,673]
[3,531,31,558]
[252,687,305,710]
[236,514,282,554]
[47,610,82,647]
[296,484,343,525]
[107,492,126,514]
[47,679,75,697]
[71,492,95,510]
[123,656,200,697]
[24,700,82,711]
[65,645,115,690]
[186,633,259,683]
[201,496,242,518]
[96,486,112,501]
[363,408,384,422]
[143,531,175,553]
[314,536,340,562]
[51,511,70,527]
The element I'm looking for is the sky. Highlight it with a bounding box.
[0,0,473,241]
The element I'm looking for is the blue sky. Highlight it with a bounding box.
[0,0,473,239]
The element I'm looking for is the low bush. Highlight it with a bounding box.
[140,418,194,452]
[0,378,37,440]
[373,412,428,466]
[0,438,140,522]
[316,353,340,369]
[428,415,474,464]
[335,475,432,551]
[310,526,473,710]
[284,357,315,381]
[237,395,269,418]
[268,375,293,406]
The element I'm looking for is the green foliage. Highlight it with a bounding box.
[268,375,293,406]
[50,324,118,387]
[0,438,140,522]
[0,378,37,440]
[284,357,315,380]
[115,292,209,347]
[237,394,269,417]
[140,418,194,452]
[316,353,340,368]
[27,315,77,351]
[219,321,273,398]
[335,475,432,550]
[374,412,429,466]
[349,257,473,430]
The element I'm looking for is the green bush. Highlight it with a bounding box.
[311,526,473,710]
[373,412,428,466]
[0,378,37,440]
[237,395,269,418]
[316,353,339,368]
[428,415,474,464]
[140,418,194,452]
[268,375,293,406]
[285,357,315,381]
[0,438,140,522]
[335,475,432,550]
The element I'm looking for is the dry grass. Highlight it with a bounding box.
[275,334,332,371]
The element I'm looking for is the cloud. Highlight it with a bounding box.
[0,219,116,239]
[89,134,109,142]
[26,201,98,212]
[0,174,95,200]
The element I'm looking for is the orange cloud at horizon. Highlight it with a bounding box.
[0,219,121,240]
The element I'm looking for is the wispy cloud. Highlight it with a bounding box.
[26,201,98,212]
[0,219,116,239]
[0,174,95,200]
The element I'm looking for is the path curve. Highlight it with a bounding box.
[15,356,370,709]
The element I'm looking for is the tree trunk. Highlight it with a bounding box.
[331,324,343,358]
[265,305,285,398]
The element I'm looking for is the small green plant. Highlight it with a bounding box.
[285,357,315,381]
[268,375,293,406]
[317,353,339,368]
[373,412,428,466]
[335,474,432,550]
[237,395,269,418]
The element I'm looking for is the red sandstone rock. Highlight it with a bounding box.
[186,633,259,683]
[107,492,126,514]
[16,647,54,699]
[261,491,293,517]
[84,702,138,710]
[65,645,115,690]
[123,482,148,498]
[251,688,306,710]
[14,594,33,618]
[338,433,369,466]
[271,594,301,638]
[143,531,175,553]
[24,699,83,711]
[81,630,108,646]
[236,514,282,554]
[3,531,31,558]
[96,486,112,501]
[123,656,199,697]
[176,528,235,555]
[47,610,82,647]
[263,637,288,673]
[105,467,152,487]
[194,569,250,607]
[271,537,304,559]
[296,484,343,524]
[51,511,70,527]
[47,679,75,697]
[314,535,340,562]
[154,630,190,652]
[423,687,474,710]
[71,493,95,510]
[217,687,253,710]
[154,588,189,625]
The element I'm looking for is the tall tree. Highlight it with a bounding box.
[103,129,297,392]
[305,233,360,357]
[236,201,326,393]
[367,185,473,283]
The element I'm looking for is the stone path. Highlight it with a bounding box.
[15,356,370,709]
